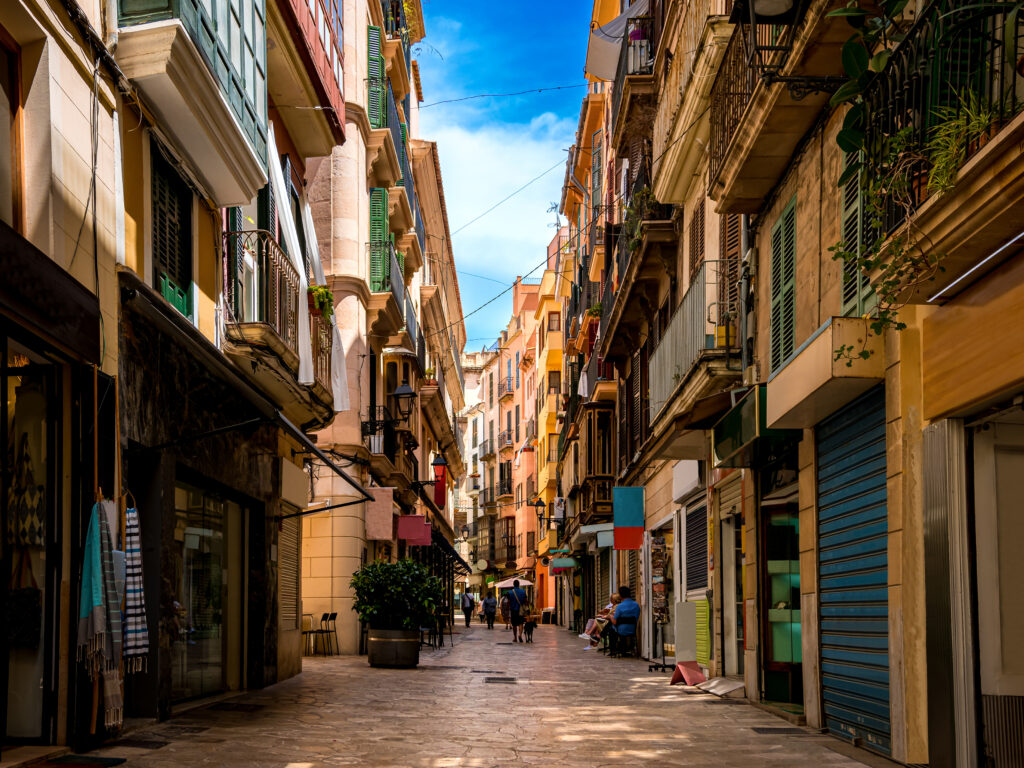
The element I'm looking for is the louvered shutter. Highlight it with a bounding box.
[840,154,875,316]
[769,197,797,372]
[591,129,602,213]
[369,187,389,290]
[719,213,742,320]
[689,198,705,277]
[279,517,300,629]
[399,122,408,182]
[367,26,385,129]
[631,351,641,446]
[258,182,277,240]
[151,145,193,317]
[685,506,708,591]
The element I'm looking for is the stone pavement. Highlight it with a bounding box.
[92,624,876,768]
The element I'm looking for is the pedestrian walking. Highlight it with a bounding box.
[500,592,510,629]
[481,592,497,629]
[508,579,529,643]
[460,591,476,628]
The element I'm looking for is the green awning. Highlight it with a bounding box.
[712,385,799,468]
[550,557,578,569]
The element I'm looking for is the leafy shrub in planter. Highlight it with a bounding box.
[351,559,443,630]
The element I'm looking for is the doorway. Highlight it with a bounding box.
[170,482,247,702]
[722,514,744,677]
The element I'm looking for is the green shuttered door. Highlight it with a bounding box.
[769,197,796,373]
[817,385,890,756]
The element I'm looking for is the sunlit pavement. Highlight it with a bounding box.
[93,625,874,767]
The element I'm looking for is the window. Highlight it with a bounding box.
[689,197,705,277]
[471,418,478,447]
[151,141,194,319]
[769,196,797,373]
[506,411,511,433]
[0,26,22,230]
[840,154,875,317]
[548,434,558,463]
[515,405,520,441]
[489,421,494,444]
[506,359,511,382]
[549,371,561,394]
[515,484,522,507]
[489,373,494,406]
[515,352,520,387]
[548,312,560,332]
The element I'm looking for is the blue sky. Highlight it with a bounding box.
[415,0,592,350]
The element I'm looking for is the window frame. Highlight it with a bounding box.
[0,23,24,233]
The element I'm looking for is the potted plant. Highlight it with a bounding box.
[351,559,443,668]
[423,367,437,385]
[586,302,602,318]
[307,285,333,322]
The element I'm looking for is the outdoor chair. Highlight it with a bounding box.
[611,616,640,658]
[301,614,315,655]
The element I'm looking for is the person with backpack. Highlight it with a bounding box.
[508,580,529,643]
[481,592,498,629]
[460,591,476,628]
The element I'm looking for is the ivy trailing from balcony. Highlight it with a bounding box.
[623,188,658,253]
[308,285,334,322]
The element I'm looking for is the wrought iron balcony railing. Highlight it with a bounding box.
[369,241,405,309]
[497,478,513,498]
[498,376,514,399]
[223,229,301,355]
[362,405,398,461]
[478,439,494,459]
[862,0,1024,234]
[498,430,513,450]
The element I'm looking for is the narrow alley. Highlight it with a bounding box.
[88,626,873,768]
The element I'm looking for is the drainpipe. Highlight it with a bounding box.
[739,215,752,384]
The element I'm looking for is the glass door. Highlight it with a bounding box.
[761,504,802,705]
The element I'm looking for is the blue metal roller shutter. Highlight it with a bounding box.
[817,385,890,755]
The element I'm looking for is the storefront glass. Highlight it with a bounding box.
[170,482,246,702]
[3,333,58,740]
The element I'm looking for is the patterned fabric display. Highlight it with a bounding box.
[123,507,149,672]
[7,434,45,547]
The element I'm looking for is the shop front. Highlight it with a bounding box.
[1,222,106,750]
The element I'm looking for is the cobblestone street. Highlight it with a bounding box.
[90,625,876,768]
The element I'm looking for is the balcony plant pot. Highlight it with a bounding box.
[366,628,420,668]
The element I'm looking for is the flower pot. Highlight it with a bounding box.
[307,293,318,311]
[366,628,420,668]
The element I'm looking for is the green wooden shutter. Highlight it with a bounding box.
[151,143,193,318]
[399,122,408,182]
[769,196,796,373]
[369,187,389,291]
[257,182,276,239]
[840,153,875,316]
[228,206,244,316]
[367,26,385,129]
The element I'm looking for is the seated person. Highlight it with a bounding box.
[580,594,620,649]
[609,585,641,654]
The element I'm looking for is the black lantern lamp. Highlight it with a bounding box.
[730,0,844,100]
[392,379,416,420]
[431,452,448,487]
[532,497,558,531]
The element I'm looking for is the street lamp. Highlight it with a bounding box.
[391,379,416,420]
[532,497,561,532]
[431,452,448,488]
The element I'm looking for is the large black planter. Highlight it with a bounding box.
[367,629,420,668]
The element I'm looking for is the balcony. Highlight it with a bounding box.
[380,0,411,99]
[420,369,464,478]
[859,0,1024,303]
[586,350,616,403]
[366,79,401,187]
[498,376,515,401]
[367,242,405,337]
[524,418,536,444]
[653,0,733,203]
[363,404,399,476]
[611,15,656,153]
[478,439,495,461]
[599,169,676,362]
[267,0,345,158]
[498,430,514,453]
[579,476,613,527]
[647,259,742,459]
[708,0,851,211]
[115,17,266,205]
[222,230,333,427]
[496,479,513,500]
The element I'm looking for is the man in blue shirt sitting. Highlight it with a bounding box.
[610,585,641,655]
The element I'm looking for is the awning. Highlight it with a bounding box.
[432,529,472,574]
[585,0,650,80]
[711,385,800,468]
[120,268,373,507]
[551,557,578,569]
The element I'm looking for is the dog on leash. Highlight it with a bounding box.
[523,617,537,643]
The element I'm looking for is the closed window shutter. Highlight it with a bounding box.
[227,207,244,316]
[631,351,641,446]
[151,144,193,316]
[840,153,875,316]
[689,197,705,277]
[399,122,408,182]
[279,517,300,629]
[719,213,742,318]
[367,26,385,129]
[769,197,797,372]
[591,129,602,212]
[369,187,389,290]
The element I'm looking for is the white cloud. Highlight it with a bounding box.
[422,109,574,343]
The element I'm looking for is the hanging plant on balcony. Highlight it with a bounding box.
[307,285,334,321]
[622,187,657,254]
[586,302,603,318]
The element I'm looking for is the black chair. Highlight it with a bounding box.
[301,614,315,655]
[327,612,339,654]
[573,609,584,634]
[609,616,639,657]
[311,612,332,655]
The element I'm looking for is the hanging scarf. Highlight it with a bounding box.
[123,507,149,673]
[77,501,123,728]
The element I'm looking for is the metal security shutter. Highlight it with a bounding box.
[279,518,300,629]
[685,506,708,591]
[817,385,890,755]
[598,548,610,608]
[718,477,742,520]
[628,550,639,595]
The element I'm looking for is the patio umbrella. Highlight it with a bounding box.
[494,577,533,589]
